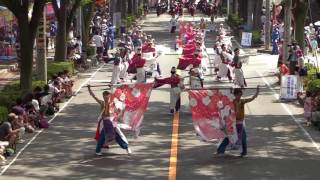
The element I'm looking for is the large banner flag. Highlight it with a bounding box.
[188,89,238,143]
[111,83,154,135]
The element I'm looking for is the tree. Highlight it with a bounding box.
[121,0,128,18]
[52,0,82,61]
[81,0,95,53]
[0,0,46,92]
[292,0,308,48]
[128,0,133,15]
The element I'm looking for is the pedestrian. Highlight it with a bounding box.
[310,36,318,57]
[271,26,280,55]
[92,32,104,58]
[49,21,57,48]
[169,15,179,34]
[87,85,132,156]
[217,86,260,157]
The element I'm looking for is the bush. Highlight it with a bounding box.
[307,79,320,94]
[47,61,74,78]
[227,13,243,29]
[122,15,136,28]
[250,29,262,45]
[86,45,96,57]
[303,63,318,88]
[0,80,45,108]
[0,106,8,123]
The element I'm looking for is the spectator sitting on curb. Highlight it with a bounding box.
[0,113,23,146]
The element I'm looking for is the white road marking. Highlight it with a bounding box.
[256,70,320,152]
[0,64,105,176]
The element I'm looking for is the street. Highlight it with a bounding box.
[1,12,320,180]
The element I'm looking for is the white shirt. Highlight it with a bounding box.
[32,99,40,111]
[92,35,103,47]
[170,18,178,27]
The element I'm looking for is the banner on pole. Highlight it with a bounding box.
[280,75,298,100]
[188,89,238,143]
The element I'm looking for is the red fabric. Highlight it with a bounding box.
[182,47,196,55]
[154,75,180,88]
[142,43,156,53]
[187,89,237,142]
[131,54,146,67]
[111,83,154,131]
[177,56,201,70]
[95,119,102,140]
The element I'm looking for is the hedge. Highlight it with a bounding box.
[307,79,320,94]
[47,61,74,78]
[226,13,243,29]
[0,106,8,123]
[303,63,318,88]
[0,80,45,109]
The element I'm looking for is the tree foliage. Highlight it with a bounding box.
[0,0,46,92]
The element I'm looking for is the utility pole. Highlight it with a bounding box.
[283,0,292,63]
[265,0,271,50]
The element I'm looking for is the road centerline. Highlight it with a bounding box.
[168,112,180,180]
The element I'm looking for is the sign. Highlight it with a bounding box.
[241,32,252,47]
[280,75,298,100]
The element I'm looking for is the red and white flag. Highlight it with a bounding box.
[111,83,154,136]
[188,89,238,143]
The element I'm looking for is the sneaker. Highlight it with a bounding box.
[95,152,103,156]
[239,153,247,157]
[17,139,25,144]
[214,152,225,157]
[126,148,132,155]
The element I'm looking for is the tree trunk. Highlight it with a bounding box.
[121,0,128,18]
[265,0,271,50]
[233,0,239,15]
[18,19,34,92]
[54,3,67,61]
[133,0,138,16]
[247,0,254,29]
[82,2,95,53]
[128,0,133,15]
[293,1,308,48]
[253,0,262,29]
[283,0,292,63]
[116,0,121,12]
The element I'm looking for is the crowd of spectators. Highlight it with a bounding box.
[0,70,74,164]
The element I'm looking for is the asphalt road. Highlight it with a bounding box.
[1,12,320,180]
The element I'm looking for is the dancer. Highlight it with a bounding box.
[232,48,246,87]
[110,50,121,84]
[131,48,146,83]
[216,86,260,157]
[87,85,132,156]
[155,67,184,113]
